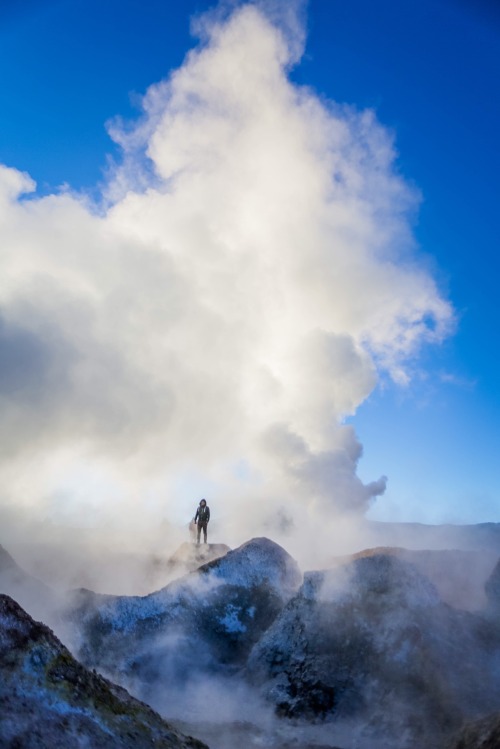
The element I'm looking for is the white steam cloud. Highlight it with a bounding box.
[0,4,453,567]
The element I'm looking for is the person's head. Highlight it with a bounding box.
[200,499,206,507]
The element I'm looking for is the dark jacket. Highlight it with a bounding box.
[195,505,210,523]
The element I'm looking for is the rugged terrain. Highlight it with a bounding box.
[447,710,500,749]
[0,593,206,749]
[3,528,500,749]
[67,537,302,702]
[247,553,500,747]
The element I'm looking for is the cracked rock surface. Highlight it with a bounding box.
[0,593,207,749]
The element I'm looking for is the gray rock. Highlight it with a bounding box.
[331,547,499,611]
[247,553,500,747]
[68,537,302,695]
[446,710,500,749]
[163,542,231,579]
[0,593,207,749]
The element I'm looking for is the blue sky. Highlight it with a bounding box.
[0,0,499,526]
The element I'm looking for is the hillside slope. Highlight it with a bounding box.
[0,593,207,749]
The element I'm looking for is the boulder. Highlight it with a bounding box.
[68,538,302,700]
[0,594,206,749]
[162,542,231,579]
[247,554,500,747]
[335,547,499,611]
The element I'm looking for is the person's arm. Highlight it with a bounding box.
[207,507,210,522]
[194,508,199,522]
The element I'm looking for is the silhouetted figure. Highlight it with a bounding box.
[194,499,210,545]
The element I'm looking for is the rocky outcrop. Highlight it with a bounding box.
[447,711,500,749]
[128,543,232,594]
[337,547,499,610]
[0,593,207,749]
[162,542,231,579]
[198,537,301,599]
[8,535,500,749]
[247,553,500,748]
[67,538,302,699]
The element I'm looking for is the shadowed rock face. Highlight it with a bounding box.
[0,594,207,749]
[7,535,500,749]
[247,554,500,748]
[447,711,500,749]
[67,538,302,695]
[336,547,499,611]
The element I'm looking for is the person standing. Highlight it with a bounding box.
[194,498,210,545]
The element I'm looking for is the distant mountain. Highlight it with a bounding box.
[0,593,207,749]
[365,520,500,553]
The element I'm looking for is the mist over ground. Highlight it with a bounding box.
[0,2,453,576]
[5,534,496,749]
[3,6,499,749]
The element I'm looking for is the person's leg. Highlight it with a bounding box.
[197,524,201,545]
[203,522,208,544]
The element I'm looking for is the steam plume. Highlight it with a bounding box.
[0,4,453,565]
